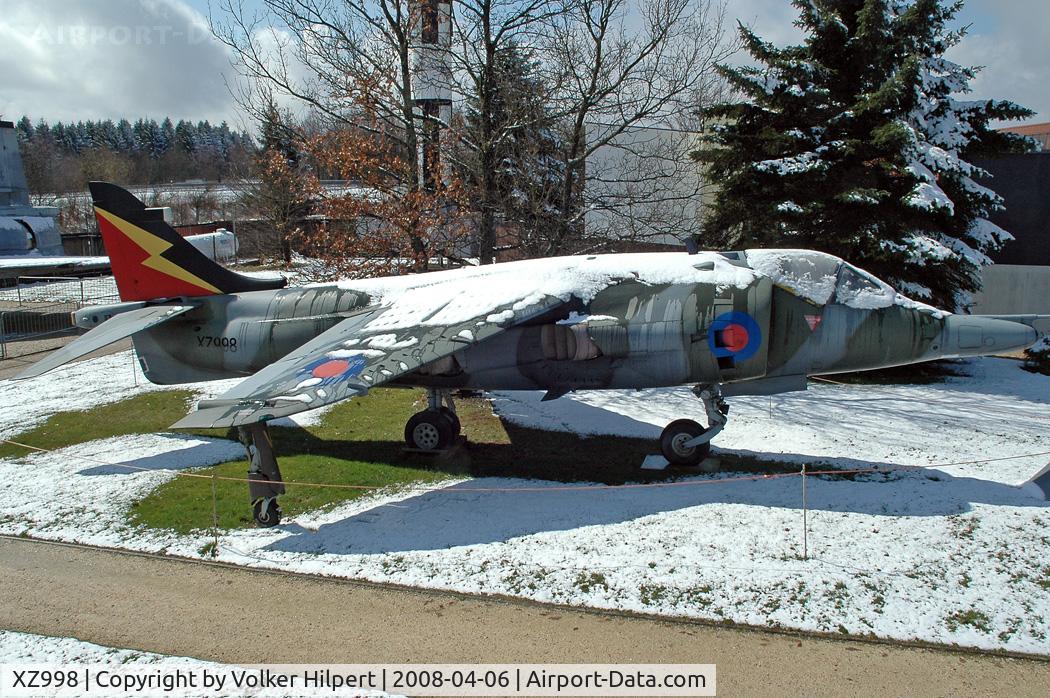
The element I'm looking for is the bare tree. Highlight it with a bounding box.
[541,0,736,254]
[439,0,569,262]
[298,122,472,279]
[212,0,429,189]
[212,0,735,265]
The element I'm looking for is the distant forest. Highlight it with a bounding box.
[13,116,258,195]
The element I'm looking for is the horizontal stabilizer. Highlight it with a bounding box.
[13,304,194,380]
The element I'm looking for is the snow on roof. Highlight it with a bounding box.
[0,255,109,269]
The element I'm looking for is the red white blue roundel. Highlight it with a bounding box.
[300,354,368,385]
[708,311,762,361]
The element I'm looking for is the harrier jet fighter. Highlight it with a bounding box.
[15,183,1049,525]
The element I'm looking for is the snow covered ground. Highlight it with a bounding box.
[0,352,1047,654]
[0,630,221,669]
[0,631,396,697]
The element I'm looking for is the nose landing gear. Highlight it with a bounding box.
[404,389,461,452]
[659,384,728,467]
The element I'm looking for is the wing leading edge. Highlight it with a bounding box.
[172,293,570,429]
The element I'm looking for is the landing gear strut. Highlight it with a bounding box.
[238,422,285,527]
[659,384,729,467]
[404,389,461,451]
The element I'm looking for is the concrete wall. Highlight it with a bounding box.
[971,265,1050,314]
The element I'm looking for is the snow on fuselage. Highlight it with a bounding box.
[84,250,1036,391]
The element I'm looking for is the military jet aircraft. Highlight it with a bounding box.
[15,182,1049,525]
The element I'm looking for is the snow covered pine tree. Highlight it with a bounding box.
[694,0,1033,310]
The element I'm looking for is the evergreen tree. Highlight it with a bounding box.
[455,42,568,258]
[115,119,135,152]
[694,0,1033,308]
[175,120,198,153]
[15,116,34,144]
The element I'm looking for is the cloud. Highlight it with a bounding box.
[727,0,804,47]
[947,0,1050,121]
[2,0,1046,129]
[0,0,249,127]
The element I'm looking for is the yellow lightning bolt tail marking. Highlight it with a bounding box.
[95,207,222,294]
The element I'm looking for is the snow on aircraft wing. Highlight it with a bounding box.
[172,292,570,429]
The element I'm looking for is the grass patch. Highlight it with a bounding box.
[130,389,475,532]
[0,391,203,459]
[1,384,810,535]
[134,383,783,533]
[946,608,992,633]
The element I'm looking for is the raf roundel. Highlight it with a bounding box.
[312,359,352,379]
[305,355,368,382]
[708,311,762,362]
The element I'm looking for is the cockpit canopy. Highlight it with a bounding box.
[743,250,897,309]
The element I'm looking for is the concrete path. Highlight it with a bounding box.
[1,537,1047,696]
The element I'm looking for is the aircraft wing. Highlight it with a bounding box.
[172,292,569,429]
[14,304,195,380]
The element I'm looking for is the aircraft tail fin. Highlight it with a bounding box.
[89,181,286,302]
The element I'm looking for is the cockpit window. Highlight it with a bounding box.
[835,264,895,309]
[745,250,843,305]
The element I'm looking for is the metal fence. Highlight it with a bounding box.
[0,276,121,361]
[0,301,79,360]
[0,276,119,306]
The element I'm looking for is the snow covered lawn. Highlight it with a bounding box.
[0,631,397,697]
[0,352,1047,654]
[0,630,222,669]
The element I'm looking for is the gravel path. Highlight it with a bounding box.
[1,536,1047,697]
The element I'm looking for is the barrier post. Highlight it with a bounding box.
[802,463,808,560]
[211,471,220,558]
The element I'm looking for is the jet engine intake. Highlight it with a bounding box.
[541,323,599,361]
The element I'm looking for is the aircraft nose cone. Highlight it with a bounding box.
[945,316,1038,357]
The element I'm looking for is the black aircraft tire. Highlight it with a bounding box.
[660,419,711,467]
[439,407,461,436]
[405,410,455,451]
[252,498,281,527]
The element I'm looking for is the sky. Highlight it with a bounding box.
[1,0,1047,132]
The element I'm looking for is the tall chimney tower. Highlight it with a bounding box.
[410,0,453,192]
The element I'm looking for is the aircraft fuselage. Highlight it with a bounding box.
[74,257,1038,398]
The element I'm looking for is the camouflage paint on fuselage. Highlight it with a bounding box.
[74,250,1039,397]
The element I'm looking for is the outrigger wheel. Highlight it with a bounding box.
[238,422,286,528]
[252,497,282,527]
[660,419,711,466]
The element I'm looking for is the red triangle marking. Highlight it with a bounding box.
[805,315,823,331]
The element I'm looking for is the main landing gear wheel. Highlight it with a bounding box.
[660,419,711,467]
[405,409,456,451]
[439,406,461,436]
[252,498,281,527]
